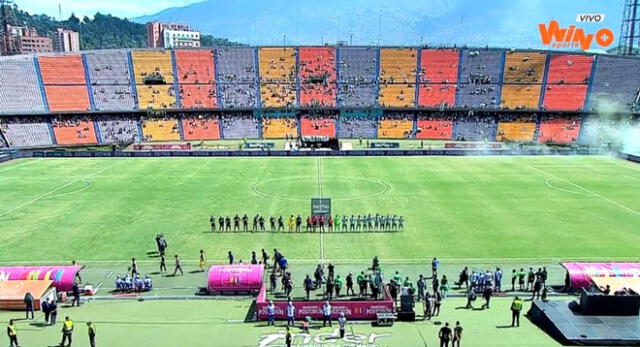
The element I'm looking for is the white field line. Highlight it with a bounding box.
[1,256,638,265]
[544,177,592,196]
[0,163,117,218]
[530,165,640,217]
[316,157,325,262]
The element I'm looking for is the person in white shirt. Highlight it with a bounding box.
[267,300,276,326]
[322,301,332,327]
[286,300,295,327]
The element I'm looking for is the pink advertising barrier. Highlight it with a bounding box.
[256,284,394,320]
[561,262,640,289]
[207,264,264,292]
[0,265,82,292]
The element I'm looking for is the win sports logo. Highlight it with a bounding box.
[538,18,614,51]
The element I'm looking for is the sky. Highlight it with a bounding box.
[17,0,205,19]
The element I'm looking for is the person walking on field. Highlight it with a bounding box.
[452,321,463,347]
[199,250,206,272]
[60,316,74,347]
[511,296,523,327]
[439,322,452,347]
[87,321,96,347]
[7,319,19,347]
[173,254,183,276]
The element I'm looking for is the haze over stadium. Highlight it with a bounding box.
[0,0,639,346]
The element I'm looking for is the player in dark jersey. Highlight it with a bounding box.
[242,214,248,232]
[210,215,216,232]
[218,216,224,231]
[225,216,232,231]
[342,215,348,232]
[296,215,302,232]
[258,215,265,232]
[252,215,259,232]
[277,216,285,232]
[233,214,240,232]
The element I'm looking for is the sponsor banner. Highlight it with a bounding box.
[0,265,82,292]
[207,264,264,292]
[561,262,640,289]
[370,142,400,149]
[245,142,275,149]
[445,142,503,149]
[256,285,394,320]
[132,143,192,151]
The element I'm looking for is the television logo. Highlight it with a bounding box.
[576,13,605,22]
[538,20,614,50]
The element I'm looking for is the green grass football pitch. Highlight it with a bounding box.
[0,155,638,263]
[0,155,639,346]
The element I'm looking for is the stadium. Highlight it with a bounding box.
[0,2,640,347]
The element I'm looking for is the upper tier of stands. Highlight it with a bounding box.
[85,51,132,85]
[337,47,378,107]
[587,56,640,111]
[419,49,459,84]
[0,57,46,114]
[298,47,337,107]
[258,47,296,83]
[503,52,546,84]
[175,50,215,84]
[131,51,175,84]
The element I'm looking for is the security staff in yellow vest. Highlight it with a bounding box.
[87,321,96,347]
[61,316,74,346]
[511,296,523,327]
[7,319,19,347]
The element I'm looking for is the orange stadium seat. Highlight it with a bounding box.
[419,49,459,84]
[141,118,181,141]
[300,116,336,137]
[260,84,296,107]
[174,50,215,84]
[496,117,536,141]
[52,118,98,145]
[38,55,86,85]
[379,84,415,107]
[262,117,297,138]
[179,84,216,109]
[258,47,296,83]
[379,48,417,107]
[500,84,542,109]
[543,84,588,111]
[416,117,453,139]
[502,52,546,83]
[298,47,337,107]
[417,84,456,107]
[181,116,220,140]
[44,85,91,112]
[538,116,582,144]
[546,54,593,84]
[378,116,414,138]
[131,51,175,84]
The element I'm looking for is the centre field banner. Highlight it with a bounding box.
[207,264,264,293]
[311,198,331,219]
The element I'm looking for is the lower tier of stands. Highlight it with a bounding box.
[179,85,217,109]
[181,116,220,140]
[141,118,181,141]
[538,116,581,144]
[496,117,537,142]
[418,84,456,107]
[221,115,260,139]
[262,117,297,138]
[416,117,454,140]
[51,117,98,145]
[45,85,91,112]
[378,116,414,138]
[337,115,377,139]
[97,117,140,144]
[300,116,336,137]
[453,117,498,141]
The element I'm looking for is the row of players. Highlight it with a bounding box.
[114,274,153,292]
[209,214,405,232]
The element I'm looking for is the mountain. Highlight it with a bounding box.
[133,0,624,49]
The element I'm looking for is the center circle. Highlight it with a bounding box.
[252,176,389,201]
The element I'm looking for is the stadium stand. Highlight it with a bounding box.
[502,51,546,83]
[132,51,175,109]
[137,85,177,109]
[221,113,260,138]
[216,47,258,108]
[141,117,181,141]
[0,117,54,147]
[0,131,6,148]
[96,116,140,144]
[379,48,417,107]
[579,115,632,147]
[457,49,503,108]
[500,84,542,109]
[543,54,593,111]
[85,51,137,111]
[537,115,582,144]
[261,112,297,138]
[418,49,458,107]
[258,47,296,107]
[337,47,378,107]
[38,55,91,112]
[453,115,498,141]
[300,113,337,137]
[175,50,217,109]
[496,115,536,142]
[377,113,414,138]
[181,114,221,140]
[587,56,640,111]
[51,117,98,145]
[337,110,378,139]
[298,47,337,107]
[416,115,454,140]
[0,57,47,114]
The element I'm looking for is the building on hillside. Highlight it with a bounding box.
[53,28,80,52]
[0,25,52,55]
[163,29,200,48]
[147,21,199,48]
